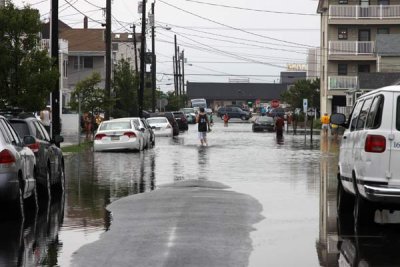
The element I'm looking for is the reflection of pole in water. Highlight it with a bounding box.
[150,153,156,191]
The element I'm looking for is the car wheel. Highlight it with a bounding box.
[337,178,354,216]
[241,115,246,120]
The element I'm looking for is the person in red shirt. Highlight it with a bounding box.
[223,113,230,127]
[275,115,285,138]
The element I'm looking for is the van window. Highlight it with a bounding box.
[350,100,364,131]
[396,97,400,131]
[356,98,373,130]
[366,95,384,129]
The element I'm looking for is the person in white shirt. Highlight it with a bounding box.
[40,105,51,134]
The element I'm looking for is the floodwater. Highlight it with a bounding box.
[2,119,400,266]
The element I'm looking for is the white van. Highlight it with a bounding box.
[331,85,400,225]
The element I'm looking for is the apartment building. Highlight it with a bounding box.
[317,0,400,115]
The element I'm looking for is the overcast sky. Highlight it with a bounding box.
[13,0,320,92]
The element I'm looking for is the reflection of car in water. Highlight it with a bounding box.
[337,212,400,266]
[0,196,65,266]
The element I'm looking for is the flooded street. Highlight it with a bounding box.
[3,119,400,266]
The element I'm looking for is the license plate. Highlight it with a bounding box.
[155,127,161,130]
[111,136,119,141]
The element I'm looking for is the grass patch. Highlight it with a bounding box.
[61,141,92,153]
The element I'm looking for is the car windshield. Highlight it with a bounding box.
[147,118,168,124]
[258,117,273,123]
[181,108,194,114]
[99,121,131,131]
[10,121,30,137]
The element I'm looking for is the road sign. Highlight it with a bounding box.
[303,99,308,113]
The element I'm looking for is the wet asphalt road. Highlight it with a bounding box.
[3,118,400,266]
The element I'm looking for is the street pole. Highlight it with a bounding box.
[181,50,185,95]
[104,0,111,120]
[151,2,156,113]
[139,0,147,118]
[174,35,178,95]
[178,46,182,96]
[51,0,60,141]
[132,24,139,76]
[173,55,177,94]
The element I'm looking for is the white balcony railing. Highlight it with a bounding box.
[329,76,358,90]
[329,5,400,19]
[329,41,374,55]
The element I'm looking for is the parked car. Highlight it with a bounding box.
[331,85,400,225]
[172,111,189,131]
[146,117,173,137]
[0,115,37,212]
[9,117,65,196]
[252,116,275,132]
[94,118,151,152]
[180,108,196,124]
[141,118,155,148]
[217,107,251,120]
[150,112,179,136]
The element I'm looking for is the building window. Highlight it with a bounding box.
[112,43,119,51]
[338,28,348,40]
[358,64,370,73]
[379,0,389,5]
[83,57,93,69]
[338,64,347,75]
[73,56,79,69]
[63,60,68,78]
[377,28,390,34]
[339,0,348,4]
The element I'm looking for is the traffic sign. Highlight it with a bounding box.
[303,99,308,113]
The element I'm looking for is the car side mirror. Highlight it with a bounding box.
[23,135,36,146]
[53,135,64,144]
[330,113,347,127]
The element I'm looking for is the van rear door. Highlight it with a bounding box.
[390,93,400,185]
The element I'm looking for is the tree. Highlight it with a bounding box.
[281,78,320,111]
[112,59,139,117]
[69,72,111,114]
[0,1,59,111]
[165,92,187,111]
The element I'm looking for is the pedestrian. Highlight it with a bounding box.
[223,113,230,127]
[330,122,338,140]
[83,112,92,140]
[40,105,51,134]
[196,107,211,146]
[320,112,330,136]
[275,115,285,138]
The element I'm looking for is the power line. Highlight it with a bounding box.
[158,0,316,48]
[184,0,319,16]
[63,0,104,25]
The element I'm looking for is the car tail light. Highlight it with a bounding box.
[181,116,187,122]
[124,132,136,138]
[95,133,106,140]
[365,135,386,153]
[28,142,40,153]
[0,149,16,164]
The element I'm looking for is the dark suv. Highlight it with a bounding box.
[172,111,189,131]
[217,107,251,120]
[9,117,65,198]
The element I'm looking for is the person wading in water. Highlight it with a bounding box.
[196,107,211,146]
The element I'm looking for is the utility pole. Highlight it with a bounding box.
[173,55,177,95]
[178,47,182,96]
[174,34,179,95]
[151,2,156,112]
[131,24,139,76]
[181,50,185,95]
[51,0,60,140]
[139,0,147,118]
[104,0,112,120]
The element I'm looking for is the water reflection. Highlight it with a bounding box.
[317,137,400,266]
[0,196,64,267]
[197,146,209,180]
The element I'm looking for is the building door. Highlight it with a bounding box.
[360,0,370,17]
[358,29,371,54]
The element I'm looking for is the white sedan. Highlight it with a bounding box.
[146,117,173,137]
[94,118,146,152]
